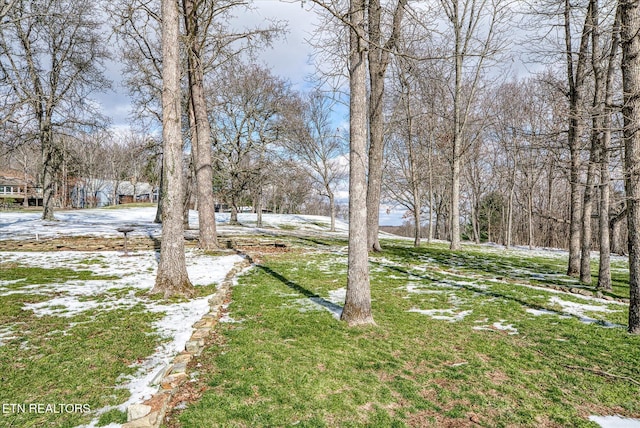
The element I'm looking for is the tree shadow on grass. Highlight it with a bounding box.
[257,264,343,318]
[370,260,623,328]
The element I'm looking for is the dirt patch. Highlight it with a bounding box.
[0,262,20,269]
[486,369,509,384]
[532,415,566,427]
[419,387,438,401]
[432,377,457,390]
[575,403,632,422]
[407,410,479,427]
[402,359,435,376]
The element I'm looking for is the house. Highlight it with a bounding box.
[116,181,157,204]
[70,178,158,208]
[0,168,43,207]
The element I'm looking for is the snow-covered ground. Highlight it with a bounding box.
[0,206,350,240]
[590,415,640,428]
[480,241,629,263]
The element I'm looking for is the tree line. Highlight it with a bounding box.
[1,0,640,332]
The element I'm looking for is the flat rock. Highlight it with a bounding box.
[160,372,188,390]
[122,411,159,428]
[185,339,205,353]
[127,404,152,421]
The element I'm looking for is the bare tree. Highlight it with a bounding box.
[0,0,110,220]
[596,4,621,291]
[579,0,601,284]
[209,63,290,224]
[183,0,217,249]
[282,90,347,232]
[109,0,284,228]
[152,0,192,297]
[341,0,375,326]
[383,55,431,247]
[621,0,640,333]
[366,0,407,252]
[564,0,592,276]
[435,0,511,250]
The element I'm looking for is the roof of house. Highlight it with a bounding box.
[72,178,155,197]
[0,168,36,186]
[117,181,154,196]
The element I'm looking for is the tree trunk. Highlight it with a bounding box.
[413,206,421,247]
[329,190,336,232]
[41,131,56,221]
[155,159,164,224]
[183,0,218,250]
[598,157,612,289]
[450,152,461,250]
[435,205,442,240]
[597,2,619,291]
[580,0,600,284]
[580,152,597,284]
[256,190,263,228]
[22,167,29,208]
[230,202,239,224]
[506,174,515,249]
[342,0,374,326]
[567,131,584,275]
[366,0,406,253]
[183,156,193,229]
[547,161,555,247]
[621,0,640,333]
[450,38,463,251]
[411,169,422,248]
[428,139,434,244]
[611,212,627,255]
[488,208,493,243]
[566,0,592,277]
[366,0,384,253]
[528,191,534,249]
[471,202,480,244]
[153,0,192,297]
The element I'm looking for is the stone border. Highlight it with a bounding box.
[122,255,252,428]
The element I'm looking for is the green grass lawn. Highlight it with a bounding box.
[0,263,159,427]
[174,239,640,428]
[0,250,231,427]
[0,237,637,427]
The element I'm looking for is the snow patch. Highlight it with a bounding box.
[0,326,17,345]
[473,321,519,335]
[589,415,640,428]
[0,207,352,242]
[548,296,623,327]
[328,287,346,305]
[408,308,472,322]
[405,284,448,294]
[526,308,565,317]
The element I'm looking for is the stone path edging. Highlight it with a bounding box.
[122,255,252,428]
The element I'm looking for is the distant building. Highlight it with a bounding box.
[70,179,157,208]
[0,169,43,207]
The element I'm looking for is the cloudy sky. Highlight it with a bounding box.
[90,3,397,219]
[95,1,323,132]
